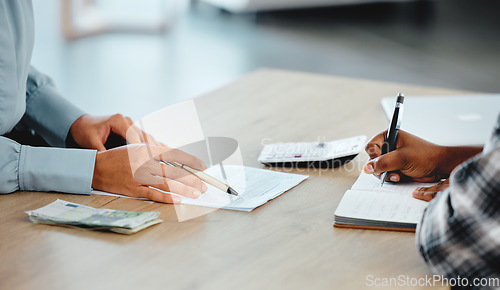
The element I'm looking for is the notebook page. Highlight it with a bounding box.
[335,189,428,224]
[334,172,439,225]
[352,172,437,194]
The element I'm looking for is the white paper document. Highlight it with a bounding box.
[92,166,308,212]
[334,173,435,230]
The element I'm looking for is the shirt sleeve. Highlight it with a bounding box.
[0,136,97,195]
[18,66,86,147]
[416,146,500,284]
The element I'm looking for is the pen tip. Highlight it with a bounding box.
[228,187,239,196]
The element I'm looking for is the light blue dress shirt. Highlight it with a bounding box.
[0,0,96,194]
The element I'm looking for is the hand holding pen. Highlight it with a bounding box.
[363,93,483,187]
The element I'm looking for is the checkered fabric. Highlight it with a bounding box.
[417,114,500,289]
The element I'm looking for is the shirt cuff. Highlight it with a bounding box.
[0,137,22,193]
[19,146,96,194]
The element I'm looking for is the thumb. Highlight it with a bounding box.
[364,150,406,175]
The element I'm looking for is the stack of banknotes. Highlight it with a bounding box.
[26,199,162,234]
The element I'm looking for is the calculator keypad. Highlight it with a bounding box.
[258,136,366,163]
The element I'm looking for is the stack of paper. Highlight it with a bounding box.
[26,200,162,234]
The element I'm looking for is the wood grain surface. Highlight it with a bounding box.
[0,69,467,290]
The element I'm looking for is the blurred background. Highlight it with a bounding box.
[32,0,500,120]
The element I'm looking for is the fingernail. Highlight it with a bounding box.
[193,191,201,198]
[201,163,208,170]
[202,183,208,192]
[390,175,398,182]
[364,163,374,174]
[173,196,182,203]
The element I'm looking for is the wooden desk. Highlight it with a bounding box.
[0,69,465,290]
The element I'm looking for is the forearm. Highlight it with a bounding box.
[22,66,85,147]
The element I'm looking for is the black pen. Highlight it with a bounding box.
[381,93,405,187]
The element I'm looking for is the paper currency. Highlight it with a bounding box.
[26,199,162,234]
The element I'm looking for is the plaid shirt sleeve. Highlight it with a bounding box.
[416,114,500,289]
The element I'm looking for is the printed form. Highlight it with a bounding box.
[93,166,308,212]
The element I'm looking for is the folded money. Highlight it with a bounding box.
[26,199,162,234]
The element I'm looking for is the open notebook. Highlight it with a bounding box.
[334,173,435,232]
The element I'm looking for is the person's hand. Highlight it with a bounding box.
[363,130,448,183]
[70,114,159,151]
[92,144,208,203]
[412,179,450,201]
[363,130,482,183]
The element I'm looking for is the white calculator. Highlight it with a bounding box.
[258,135,366,168]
